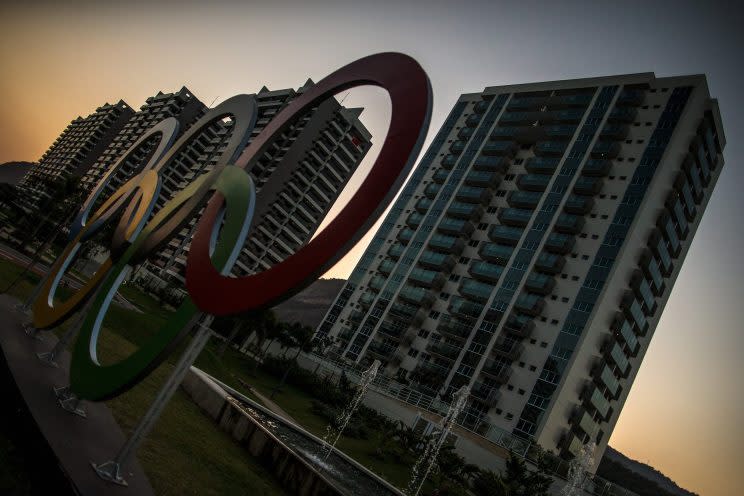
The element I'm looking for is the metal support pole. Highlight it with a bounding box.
[55,385,87,418]
[37,291,99,367]
[92,313,214,486]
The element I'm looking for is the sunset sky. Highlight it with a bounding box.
[2,1,742,494]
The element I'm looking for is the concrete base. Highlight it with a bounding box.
[0,294,154,496]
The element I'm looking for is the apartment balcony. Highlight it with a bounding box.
[554,213,585,234]
[599,123,630,140]
[465,114,482,127]
[428,234,465,254]
[534,252,565,274]
[478,243,514,265]
[517,174,551,192]
[399,284,435,307]
[550,109,585,124]
[377,258,396,276]
[338,327,355,342]
[573,176,603,196]
[498,208,534,227]
[368,275,386,292]
[470,382,501,407]
[358,292,375,309]
[639,249,666,295]
[432,169,450,184]
[488,225,523,245]
[534,141,568,157]
[482,141,517,157]
[458,127,475,140]
[499,111,535,125]
[563,195,594,215]
[468,260,505,283]
[378,321,406,341]
[525,157,560,175]
[448,140,466,155]
[366,340,397,361]
[492,335,525,361]
[388,244,405,260]
[621,290,649,336]
[481,359,512,384]
[506,96,544,111]
[406,212,425,228]
[608,107,637,123]
[408,267,446,289]
[456,186,492,204]
[465,170,501,188]
[424,183,441,199]
[591,141,620,160]
[514,292,545,316]
[544,124,577,138]
[630,269,658,315]
[490,127,518,140]
[648,229,674,276]
[427,340,462,362]
[666,193,690,241]
[397,227,415,243]
[389,301,426,326]
[449,296,484,319]
[616,88,645,107]
[415,197,433,213]
[459,278,495,303]
[507,190,542,210]
[348,310,365,326]
[611,312,640,356]
[592,359,621,399]
[473,155,509,173]
[504,313,535,338]
[418,250,455,271]
[549,93,593,108]
[582,159,612,177]
[415,361,450,381]
[441,154,458,169]
[603,338,631,378]
[525,272,555,295]
[438,217,475,237]
[474,100,490,113]
[446,201,483,221]
[437,315,474,341]
[571,407,599,440]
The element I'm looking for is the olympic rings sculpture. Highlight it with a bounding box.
[31,52,432,401]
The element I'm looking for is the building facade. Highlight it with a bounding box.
[143,81,372,283]
[315,73,724,466]
[78,87,205,197]
[18,100,134,207]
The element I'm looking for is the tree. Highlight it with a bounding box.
[472,452,552,496]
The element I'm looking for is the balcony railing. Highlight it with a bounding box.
[399,284,435,307]
[438,217,475,237]
[481,359,512,384]
[514,292,545,316]
[427,341,462,361]
[582,159,612,177]
[473,155,509,172]
[504,313,535,338]
[429,233,465,254]
[518,174,551,192]
[508,190,542,209]
[418,250,456,271]
[573,176,603,196]
[525,157,561,175]
[446,201,483,220]
[535,252,565,274]
[554,213,585,234]
[437,315,474,340]
[456,186,492,204]
[408,267,446,289]
[544,232,575,254]
[488,225,523,245]
[498,208,534,227]
[564,195,594,215]
[459,278,496,303]
[465,169,501,187]
[469,260,505,283]
[525,272,555,295]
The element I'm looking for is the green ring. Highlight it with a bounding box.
[70,166,255,401]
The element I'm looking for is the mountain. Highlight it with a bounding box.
[0,161,33,185]
[272,278,345,328]
[598,446,698,496]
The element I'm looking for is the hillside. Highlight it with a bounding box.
[0,161,33,185]
[598,446,698,496]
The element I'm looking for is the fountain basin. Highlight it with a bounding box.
[182,366,404,496]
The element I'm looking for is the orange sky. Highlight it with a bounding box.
[2,3,742,495]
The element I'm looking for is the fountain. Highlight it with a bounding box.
[406,385,470,496]
[320,359,381,460]
[560,440,596,496]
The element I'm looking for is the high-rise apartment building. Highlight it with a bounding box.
[79,87,205,196]
[315,73,724,466]
[18,101,134,207]
[144,82,372,283]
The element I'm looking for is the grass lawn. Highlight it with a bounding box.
[0,255,423,494]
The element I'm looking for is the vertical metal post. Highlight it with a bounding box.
[92,313,214,486]
[37,290,99,367]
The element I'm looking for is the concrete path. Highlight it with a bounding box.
[236,377,299,425]
[0,294,154,496]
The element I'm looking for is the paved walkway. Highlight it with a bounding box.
[0,294,154,496]
[236,377,299,424]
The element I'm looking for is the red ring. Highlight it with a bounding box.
[186,52,432,315]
